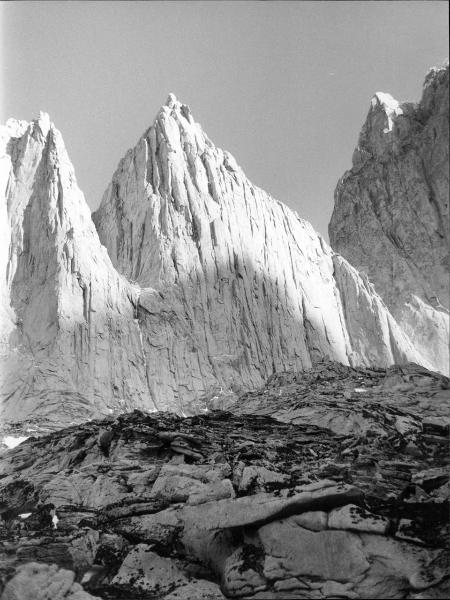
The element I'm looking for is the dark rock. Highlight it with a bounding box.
[0,362,448,598]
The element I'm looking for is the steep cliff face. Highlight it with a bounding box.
[0,115,155,427]
[0,95,438,426]
[93,93,432,414]
[329,64,449,374]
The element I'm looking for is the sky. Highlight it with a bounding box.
[1,1,448,240]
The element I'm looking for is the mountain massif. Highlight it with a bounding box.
[0,66,449,600]
[1,69,447,427]
[330,63,449,374]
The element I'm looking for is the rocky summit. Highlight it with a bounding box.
[329,64,449,375]
[0,85,444,428]
[0,63,449,600]
[0,113,151,429]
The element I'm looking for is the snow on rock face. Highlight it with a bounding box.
[371,92,403,133]
[329,64,449,375]
[2,435,29,449]
[0,115,156,427]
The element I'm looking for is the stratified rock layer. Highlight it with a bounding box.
[0,362,449,599]
[329,64,449,374]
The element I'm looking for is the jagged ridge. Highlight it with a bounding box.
[0,87,439,426]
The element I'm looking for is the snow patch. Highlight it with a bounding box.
[372,92,403,132]
[3,435,29,449]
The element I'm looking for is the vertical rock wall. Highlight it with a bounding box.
[0,115,153,427]
[329,65,449,374]
[0,82,442,426]
[93,94,431,413]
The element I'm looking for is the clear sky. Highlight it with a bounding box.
[1,1,448,239]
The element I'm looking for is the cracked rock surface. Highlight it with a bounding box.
[0,362,448,599]
[329,64,449,375]
[93,92,438,415]
[1,81,443,425]
[0,113,154,429]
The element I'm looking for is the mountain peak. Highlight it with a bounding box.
[330,64,449,376]
[36,111,51,136]
[155,92,195,130]
[371,91,402,114]
[1,65,447,430]
[92,77,436,418]
[165,92,178,108]
[0,113,155,426]
[368,92,403,133]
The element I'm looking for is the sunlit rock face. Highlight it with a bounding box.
[0,93,434,426]
[93,93,430,412]
[0,115,155,428]
[329,64,449,375]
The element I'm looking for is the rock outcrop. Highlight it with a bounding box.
[0,362,449,599]
[329,64,449,375]
[0,88,442,426]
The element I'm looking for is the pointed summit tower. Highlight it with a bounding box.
[330,64,449,374]
[0,115,156,427]
[92,94,432,413]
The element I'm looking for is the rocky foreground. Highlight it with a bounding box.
[0,362,448,599]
